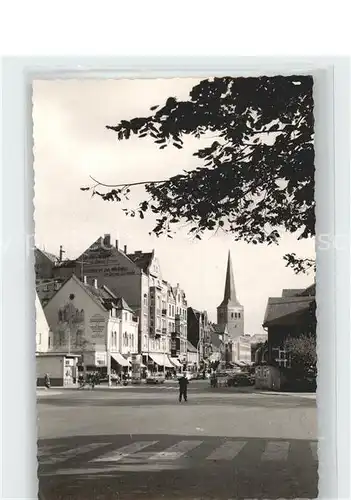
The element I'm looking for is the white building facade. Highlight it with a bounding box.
[41,275,139,376]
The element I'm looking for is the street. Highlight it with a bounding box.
[37,381,318,499]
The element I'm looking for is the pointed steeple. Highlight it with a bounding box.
[220,251,240,307]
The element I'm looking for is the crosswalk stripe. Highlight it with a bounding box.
[38,445,63,458]
[149,440,203,461]
[206,440,246,461]
[91,441,157,463]
[261,441,290,461]
[310,442,318,461]
[40,443,110,465]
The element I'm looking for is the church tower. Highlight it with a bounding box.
[217,251,244,340]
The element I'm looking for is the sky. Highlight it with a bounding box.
[33,78,315,334]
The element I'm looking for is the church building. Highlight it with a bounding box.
[217,251,244,340]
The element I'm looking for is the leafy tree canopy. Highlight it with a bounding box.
[83,75,315,273]
[284,334,317,374]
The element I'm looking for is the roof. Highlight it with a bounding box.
[44,275,134,313]
[114,297,134,313]
[298,283,316,296]
[282,288,305,297]
[36,248,59,264]
[211,324,225,334]
[187,341,197,353]
[127,252,153,272]
[263,296,314,327]
[282,283,315,298]
[210,331,223,350]
[55,259,76,268]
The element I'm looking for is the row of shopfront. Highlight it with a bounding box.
[37,350,189,386]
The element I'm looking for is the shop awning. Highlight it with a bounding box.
[170,357,182,368]
[149,353,173,368]
[111,353,130,367]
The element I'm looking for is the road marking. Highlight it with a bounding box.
[149,440,202,461]
[40,443,110,465]
[206,440,246,461]
[37,445,63,458]
[91,441,157,463]
[310,442,318,460]
[41,463,183,476]
[261,441,290,461]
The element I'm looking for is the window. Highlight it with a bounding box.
[231,313,234,318]
[168,304,172,316]
[272,347,291,368]
[48,336,51,348]
[143,294,148,306]
[238,312,241,318]
[38,333,42,345]
[124,312,128,321]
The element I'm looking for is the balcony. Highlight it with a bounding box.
[162,309,167,316]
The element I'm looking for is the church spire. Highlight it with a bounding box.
[221,251,240,306]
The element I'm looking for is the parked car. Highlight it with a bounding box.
[227,372,254,387]
[146,373,165,384]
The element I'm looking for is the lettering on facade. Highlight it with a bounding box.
[89,314,106,338]
[85,266,137,276]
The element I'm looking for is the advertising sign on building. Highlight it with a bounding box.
[89,314,106,339]
[171,334,180,358]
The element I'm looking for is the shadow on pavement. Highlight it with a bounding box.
[38,433,318,500]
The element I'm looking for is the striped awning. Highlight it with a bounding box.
[111,353,130,367]
[170,357,182,368]
[149,353,173,368]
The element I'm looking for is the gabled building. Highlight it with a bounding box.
[262,283,316,368]
[36,292,51,353]
[42,274,139,378]
[35,248,60,279]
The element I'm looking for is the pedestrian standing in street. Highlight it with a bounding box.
[178,373,189,403]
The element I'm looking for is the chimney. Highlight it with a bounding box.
[93,278,98,289]
[115,240,119,249]
[124,245,127,254]
[83,275,87,285]
[103,234,111,247]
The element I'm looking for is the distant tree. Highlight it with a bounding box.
[83,75,315,273]
[284,334,317,375]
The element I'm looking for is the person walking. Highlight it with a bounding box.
[178,373,189,403]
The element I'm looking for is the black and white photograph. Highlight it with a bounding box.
[34,75,317,499]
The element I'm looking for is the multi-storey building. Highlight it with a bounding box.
[187,308,211,362]
[41,275,139,373]
[172,283,188,362]
[71,234,187,371]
